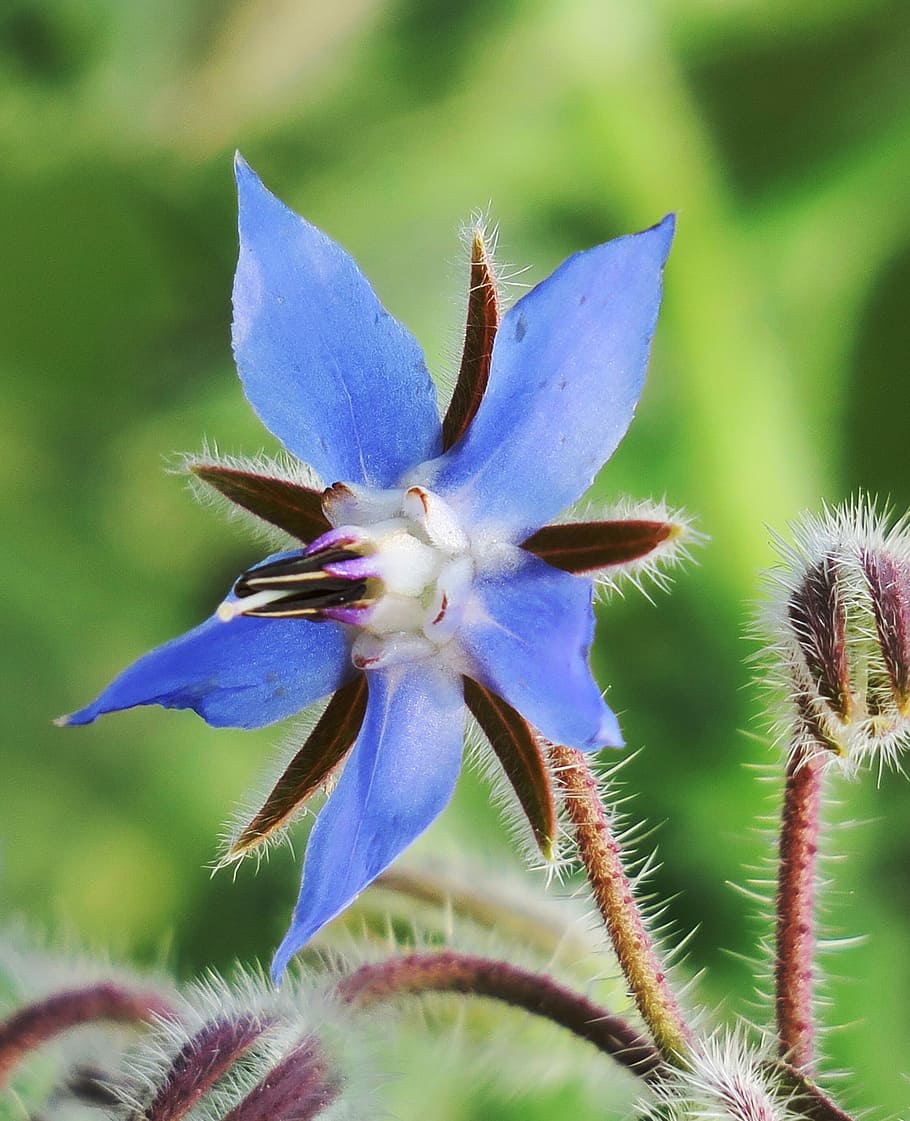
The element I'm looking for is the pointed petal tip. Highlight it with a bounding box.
[233,150,254,182]
[233,154,276,217]
[271,949,291,983]
[271,920,317,982]
[55,704,95,728]
[641,212,675,262]
[270,950,290,986]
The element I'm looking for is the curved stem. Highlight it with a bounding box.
[0,983,173,1087]
[775,745,825,1072]
[548,744,691,1063]
[336,950,664,1082]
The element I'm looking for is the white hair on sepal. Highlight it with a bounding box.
[457,207,534,311]
[756,495,910,777]
[176,440,324,549]
[462,709,568,876]
[214,700,337,873]
[548,496,701,602]
[434,210,495,411]
[116,965,369,1121]
[640,1025,797,1121]
[436,210,532,416]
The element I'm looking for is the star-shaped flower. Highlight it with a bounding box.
[62,157,679,977]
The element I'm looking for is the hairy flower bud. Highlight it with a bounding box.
[763,502,910,772]
[121,971,356,1121]
[646,1032,795,1121]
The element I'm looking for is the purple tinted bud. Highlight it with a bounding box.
[861,548,910,712]
[765,503,910,772]
[787,554,851,722]
[222,1035,341,1121]
[143,1015,268,1121]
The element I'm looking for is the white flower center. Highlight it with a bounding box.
[323,484,475,671]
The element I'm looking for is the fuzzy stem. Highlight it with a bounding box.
[0,983,173,1087]
[775,744,825,1072]
[548,743,691,1063]
[336,950,664,1082]
[144,1014,269,1121]
[766,1060,857,1121]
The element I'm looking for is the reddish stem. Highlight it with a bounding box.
[336,950,664,1081]
[766,1060,857,1121]
[0,983,173,1087]
[144,1015,269,1121]
[775,745,825,1072]
[548,744,691,1062]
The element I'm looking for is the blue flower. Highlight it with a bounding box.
[62,157,675,977]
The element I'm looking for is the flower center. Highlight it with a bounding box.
[220,485,474,671]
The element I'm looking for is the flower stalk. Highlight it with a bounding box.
[336,949,664,1081]
[0,982,172,1088]
[774,743,825,1073]
[548,743,691,1063]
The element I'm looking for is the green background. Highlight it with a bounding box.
[2,1,909,1116]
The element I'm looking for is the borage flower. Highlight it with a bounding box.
[62,157,680,977]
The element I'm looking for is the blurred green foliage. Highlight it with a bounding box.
[2,0,909,1116]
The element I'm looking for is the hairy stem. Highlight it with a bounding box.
[766,1060,857,1121]
[775,744,825,1072]
[336,950,664,1082]
[0,983,173,1087]
[548,744,691,1062]
[144,1015,269,1121]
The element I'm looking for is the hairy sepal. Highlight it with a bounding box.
[225,677,368,863]
[464,677,558,859]
[187,455,330,543]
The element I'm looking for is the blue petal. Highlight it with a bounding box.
[425,216,674,540]
[232,156,441,488]
[61,611,352,729]
[272,660,464,976]
[460,548,622,751]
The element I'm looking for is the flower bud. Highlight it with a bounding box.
[122,971,357,1121]
[763,502,910,772]
[646,1031,793,1121]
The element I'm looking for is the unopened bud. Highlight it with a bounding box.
[764,503,910,772]
[646,1031,793,1121]
[123,972,355,1121]
[222,1034,341,1121]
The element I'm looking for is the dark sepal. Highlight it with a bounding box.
[190,463,331,542]
[441,226,500,452]
[522,519,675,574]
[463,677,557,859]
[787,555,851,722]
[861,548,910,711]
[229,675,368,860]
